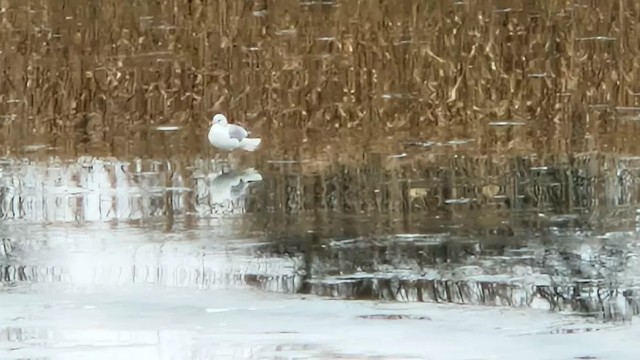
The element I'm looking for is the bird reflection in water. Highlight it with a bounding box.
[194,166,263,216]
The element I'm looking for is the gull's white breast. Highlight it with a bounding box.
[208,124,239,151]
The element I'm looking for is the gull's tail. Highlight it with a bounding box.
[239,137,262,152]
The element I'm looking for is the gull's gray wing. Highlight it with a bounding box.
[228,124,249,141]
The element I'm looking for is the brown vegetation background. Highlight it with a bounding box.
[1,0,640,158]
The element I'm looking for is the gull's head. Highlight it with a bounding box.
[212,114,228,126]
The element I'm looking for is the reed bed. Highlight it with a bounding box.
[0,0,640,160]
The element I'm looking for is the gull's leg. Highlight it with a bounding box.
[213,154,226,173]
[221,158,230,174]
[223,152,236,173]
[218,153,234,174]
[211,151,229,175]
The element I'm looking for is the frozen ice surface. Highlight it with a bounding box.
[1,285,639,360]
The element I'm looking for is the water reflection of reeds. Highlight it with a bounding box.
[1,154,640,322]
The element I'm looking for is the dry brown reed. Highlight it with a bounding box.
[1,0,640,162]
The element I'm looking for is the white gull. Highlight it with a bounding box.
[207,113,262,152]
